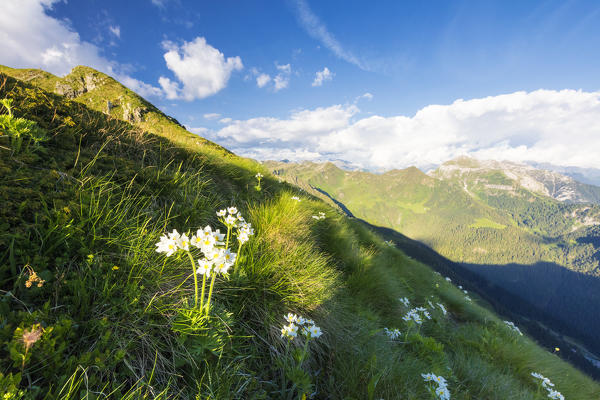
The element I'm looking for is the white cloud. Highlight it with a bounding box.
[256,73,271,88]
[219,117,232,124]
[357,92,373,101]
[211,89,600,171]
[203,113,221,120]
[109,25,120,38]
[0,0,161,97]
[159,37,243,101]
[273,63,291,91]
[291,0,366,70]
[312,67,333,87]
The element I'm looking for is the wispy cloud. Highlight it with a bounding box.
[291,0,367,70]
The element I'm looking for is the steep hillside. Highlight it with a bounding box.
[2,68,599,399]
[267,160,600,360]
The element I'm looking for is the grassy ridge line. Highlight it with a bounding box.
[0,72,598,398]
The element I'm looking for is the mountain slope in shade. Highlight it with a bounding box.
[431,156,600,204]
[266,159,600,359]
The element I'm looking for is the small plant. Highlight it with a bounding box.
[422,373,451,400]
[23,264,45,288]
[0,98,48,153]
[311,212,326,220]
[255,172,264,191]
[278,313,323,399]
[531,372,565,400]
[155,206,254,314]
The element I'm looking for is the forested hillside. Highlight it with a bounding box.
[266,160,600,360]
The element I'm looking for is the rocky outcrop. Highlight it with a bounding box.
[54,72,103,99]
[122,103,148,123]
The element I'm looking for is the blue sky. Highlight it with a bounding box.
[2,0,600,170]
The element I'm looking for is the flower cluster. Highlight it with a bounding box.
[155,206,254,312]
[531,372,564,400]
[504,321,523,336]
[281,313,322,340]
[422,373,450,400]
[255,172,264,179]
[24,265,45,288]
[312,212,326,220]
[384,327,402,340]
[403,307,431,325]
[399,297,410,307]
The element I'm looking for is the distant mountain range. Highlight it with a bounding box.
[265,157,600,357]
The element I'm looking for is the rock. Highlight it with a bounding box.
[122,103,148,123]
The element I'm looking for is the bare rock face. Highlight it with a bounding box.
[54,73,102,98]
[122,103,148,123]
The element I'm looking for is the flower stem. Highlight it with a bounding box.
[199,273,207,312]
[186,251,198,308]
[205,273,217,315]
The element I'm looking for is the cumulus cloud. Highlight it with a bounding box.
[273,63,291,91]
[0,0,162,98]
[291,0,366,70]
[357,92,373,101]
[203,113,221,120]
[312,67,333,87]
[256,73,271,88]
[159,37,243,101]
[211,89,600,171]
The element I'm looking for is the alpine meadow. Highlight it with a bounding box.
[3,1,600,399]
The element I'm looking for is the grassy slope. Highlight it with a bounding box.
[1,70,599,399]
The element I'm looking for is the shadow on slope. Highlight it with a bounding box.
[357,218,600,380]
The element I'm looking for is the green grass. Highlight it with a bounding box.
[469,218,507,230]
[1,69,599,399]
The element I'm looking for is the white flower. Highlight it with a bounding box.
[155,234,178,257]
[463,290,468,294]
[213,256,231,275]
[281,323,298,339]
[177,233,190,251]
[291,196,301,201]
[222,249,236,266]
[427,300,435,309]
[437,303,447,316]
[216,209,226,217]
[303,324,322,339]
[238,232,250,244]
[399,297,410,307]
[255,172,263,178]
[458,285,463,289]
[547,390,564,400]
[225,215,237,226]
[465,296,472,301]
[445,277,451,282]
[196,259,213,276]
[504,321,523,336]
[296,316,306,325]
[285,313,298,323]
[227,207,238,215]
[205,247,224,261]
[305,319,314,325]
[384,328,401,340]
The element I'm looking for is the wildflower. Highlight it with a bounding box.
[238,231,250,244]
[24,265,45,288]
[222,248,237,265]
[281,323,298,339]
[112,265,119,271]
[177,233,190,251]
[463,290,468,294]
[504,321,523,336]
[465,296,472,302]
[227,207,238,215]
[155,234,178,256]
[304,319,314,325]
[384,327,401,340]
[224,215,237,226]
[422,373,450,400]
[255,172,263,178]
[547,390,564,400]
[197,259,213,276]
[205,247,224,261]
[445,277,451,282]
[291,196,301,201]
[458,285,463,289]
[303,324,322,339]
[437,303,447,316]
[427,300,435,309]
[213,257,231,275]
[216,209,227,217]
[285,313,298,323]
[21,324,43,351]
[399,297,410,307]
[296,316,307,325]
